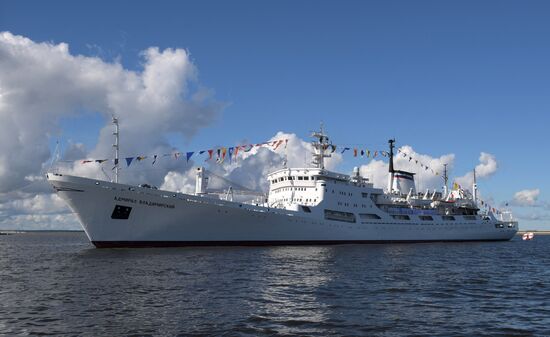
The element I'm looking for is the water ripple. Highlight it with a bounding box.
[0,232,549,336]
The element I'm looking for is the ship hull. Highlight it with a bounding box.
[47,173,518,248]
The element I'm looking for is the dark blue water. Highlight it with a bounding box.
[1,232,549,336]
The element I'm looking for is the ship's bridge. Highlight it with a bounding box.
[266,167,381,209]
[267,168,323,208]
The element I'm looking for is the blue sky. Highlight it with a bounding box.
[1,0,549,229]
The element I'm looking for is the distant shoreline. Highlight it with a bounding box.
[0,230,85,234]
[517,230,550,235]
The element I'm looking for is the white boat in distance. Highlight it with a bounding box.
[47,123,518,247]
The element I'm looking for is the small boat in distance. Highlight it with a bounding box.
[47,120,518,248]
[522,232,534,241]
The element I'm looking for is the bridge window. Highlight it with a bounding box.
[442,216,455,221]
[419,215,433,221]
[392,215,410,220]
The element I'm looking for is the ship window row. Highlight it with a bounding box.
[336,202,368,209]
[357,214,478,222]
[273,187,315,192]
[272,176,314,184]
[328,189,354,196]
[272,206,484,223]
[274,198,318,203]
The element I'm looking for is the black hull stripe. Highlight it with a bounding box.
[92,239,513,248]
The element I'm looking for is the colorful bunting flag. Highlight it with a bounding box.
[220,147,227,163]
[273,140,284,150]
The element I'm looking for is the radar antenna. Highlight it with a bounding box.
[311,123,331,169]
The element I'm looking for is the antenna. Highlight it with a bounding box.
[387,138,396,192]
[112,115,120,183]
[311,123,331,169]
[443,163,448,197]
[473,168,477,205]
[388,139,395,173]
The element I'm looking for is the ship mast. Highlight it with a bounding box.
[473,168,477,205]
[387,139,395,192]
[443,163,448,197]
[113,116,120,183]
[311,123,331,169]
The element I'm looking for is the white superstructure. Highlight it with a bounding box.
[47,126,518,247]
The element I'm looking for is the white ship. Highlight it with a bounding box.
[47,123,518,247]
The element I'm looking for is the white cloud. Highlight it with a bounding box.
[0,31,224,229]
[359,145,454,192]
[0,31,224,193]
[455,152,498,188]
[513,189,540,206]
[0,192,78,230]
[0,193,67,214]
[0,213,79,230]
[160,170,197,194]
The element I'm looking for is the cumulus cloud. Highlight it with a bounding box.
[359,145,454,192]
[0,192,78,230]
[512,189,540,207]
[455,152,498,188]
[0,31,224,192]
[0,193,67,214]
[0,31,224,229]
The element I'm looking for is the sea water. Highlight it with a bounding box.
[0,232,549,336]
